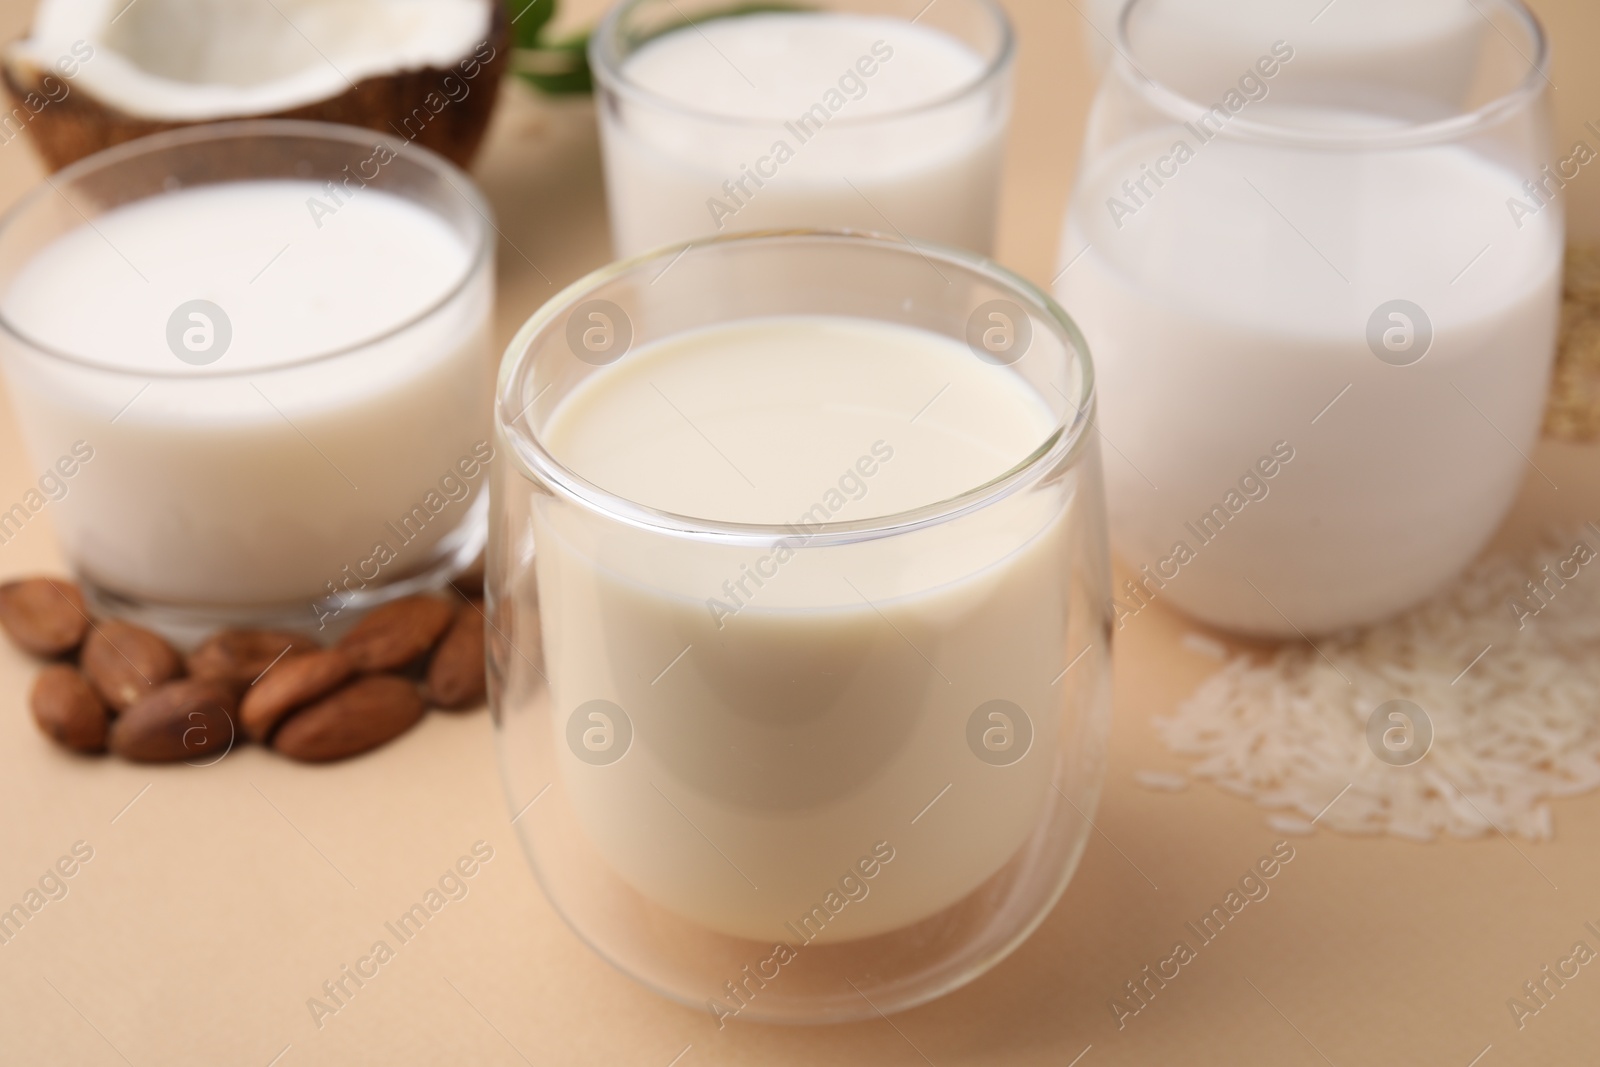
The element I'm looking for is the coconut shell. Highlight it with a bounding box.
[0,0,508,172]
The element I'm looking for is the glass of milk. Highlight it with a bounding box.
[1057,0,1561,636]
[492,231,1112,1021]
[589,0,1014,258]
[0,122,494,636]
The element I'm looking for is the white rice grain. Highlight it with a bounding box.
[1181,632,1231,660]
[1134,770,1189,792]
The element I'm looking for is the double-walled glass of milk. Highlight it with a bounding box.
[0,123,494,634]
[1058,0,1561,635]
[492,232,1112,1021]
[590,0,1014,257]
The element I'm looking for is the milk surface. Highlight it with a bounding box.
[1085,0,1482,103]
[7,180,470,376]
[601,13,1005,256]
[1059,116,1561,634]
[0,180,492,607]
[531,316,1074,940]
[547,316,1047,523]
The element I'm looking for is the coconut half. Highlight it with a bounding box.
[2,0,508,170]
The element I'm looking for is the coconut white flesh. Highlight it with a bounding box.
[8,0,492,120]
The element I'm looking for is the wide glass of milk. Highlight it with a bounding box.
[1057,0,1561,636]
[589,0,1014,258]
[492,231,1112,1022]
[0,122,493,635]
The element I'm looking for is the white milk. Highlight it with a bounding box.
[1058,118,1562,635]
[598,13,1006,257]
[1084,0,1482,104]
[533,316,1071,941]
[0,180,492,609]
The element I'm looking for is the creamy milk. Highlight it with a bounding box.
[0,180,492,608]
[1058,117,1562,634]
[532,316,1071,941]
[599,13,1005,257]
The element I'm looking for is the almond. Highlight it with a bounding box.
[337,595,455,673]
[425,598,486,710]
[81,619,184,713]
[0,577,89,658]
[273,675,424,762]
[188,628,318,690]
[30,665,107,753]
[108,678,238,763]
[239,648,354,742]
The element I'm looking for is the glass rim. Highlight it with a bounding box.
[588,0,1016,131]
[496,228,1097,547]
[1111,0,1549,149]
[0,119,494,380]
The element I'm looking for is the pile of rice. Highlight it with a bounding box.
[1152,529,1600,842]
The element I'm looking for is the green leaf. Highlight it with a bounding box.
[506,0,556,51]
[508,0,812,98]
[655,1,807,36]
[515,33,594,96]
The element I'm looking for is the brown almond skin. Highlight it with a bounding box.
[239,649,354,743]
[451,569,485,599]
[426,599,487,710]
[30,665,108,753]
[108,678,238,763]
[337,596,456,673]
[188,629,318,690]
[273,675,424,763]
[0,577,89,658]
[81,620,184,713]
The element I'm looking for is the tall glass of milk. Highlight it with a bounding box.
[1057,0,1561,636]
[0,122,493,636]
[492,231,1112,1022]
[589,0,1014,258]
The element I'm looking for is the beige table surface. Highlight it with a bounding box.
[2,2,1600,1064]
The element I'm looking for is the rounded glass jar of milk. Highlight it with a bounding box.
[590,0,1014,258]
[0,122,494,636]
[1056,0,1561,636]
[492,231,1112,1022]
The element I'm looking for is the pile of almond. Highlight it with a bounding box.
[0,576,487,763]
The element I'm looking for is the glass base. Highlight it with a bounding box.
[525,798,1096,1025]
[498,691,1106,1026]
[79,496,488,647]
